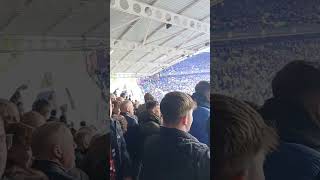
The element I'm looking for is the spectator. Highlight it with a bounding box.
[212,94,278,180]
[109,99,132,180]
[138,100,162,137]
[112,100,128,133]
[111,93,116,102]
[120,100,138,128]
[120,100,139,179]
[0,99,20,128]
[140,92,210,180]
[257,61,320,180]
[74,130,94,168]
[260,61,320,151]
[136,93,155,116]
[31,122,77,180]
[190,81,210,145]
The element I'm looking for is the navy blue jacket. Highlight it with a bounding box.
[110,119,132,180]
[190,93,210,145]
[265,143,320,180]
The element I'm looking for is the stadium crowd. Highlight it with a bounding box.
[0,85,108,180]
[109,81,210,180]
[138,53,210,101]
[212,0,320,33]
[212,36,320,104]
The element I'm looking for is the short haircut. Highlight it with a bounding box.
[144,93,155,102]
[31,122,70,158]
[146,100,159,111]
[160,91,196,125]
[212,94,278,177]
[195,81,210,95]
[32,99,50,112]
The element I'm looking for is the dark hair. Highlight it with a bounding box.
[80,121,86,127]
[272,60,320,100]
[146,100,159,111]
[160,91,196,125]
[32,99,50,112]
[212,94,278,178]
[120,93,126,98]
[195,81,210,95]
[144,93,155,102]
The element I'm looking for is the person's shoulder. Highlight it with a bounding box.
[179,137,210,157]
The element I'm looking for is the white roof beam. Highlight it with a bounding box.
[111,0,210,34]
[110,39,195,55]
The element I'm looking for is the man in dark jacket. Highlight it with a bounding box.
[140,92,210,180]
[110,99,132,180]
[138,100,162,137]
[190,81,210,145]
[111,117,133,180]
[31,122,77,180]
[120,100,140,179]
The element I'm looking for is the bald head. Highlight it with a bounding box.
[120,100,134,115]
[31,122,75,170]
[21,111,46,128]
[0,99,20,126]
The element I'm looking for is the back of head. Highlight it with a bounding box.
[263,60,320,133]
[31,122,75,170]
[144,93,155,102]
[120,100,133,113]
[21,111,46,128]
[195,81,210,95]
[212,94,278,180]
[160,92,196,126]
[272,60,320,101]
[146,100,159,112]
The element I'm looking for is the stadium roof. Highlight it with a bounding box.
[111,0,210,78]
[0,0,211,78]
